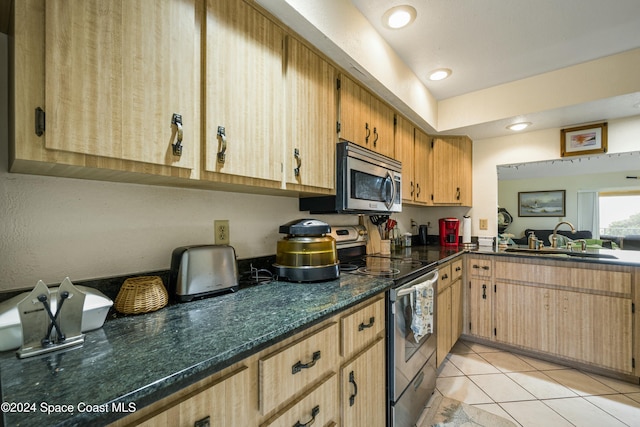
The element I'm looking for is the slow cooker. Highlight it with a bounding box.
[273,219,339,282]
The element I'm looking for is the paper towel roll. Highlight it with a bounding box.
[462,216,471,243]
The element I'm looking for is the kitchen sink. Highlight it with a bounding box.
[504,247,618,259]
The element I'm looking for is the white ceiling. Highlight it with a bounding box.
[257,0,640,141]
[351,0,640,100]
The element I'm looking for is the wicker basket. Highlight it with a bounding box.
[115,276,168,314]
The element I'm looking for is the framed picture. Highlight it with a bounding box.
[560,122,607,157]
[518,190,566,217]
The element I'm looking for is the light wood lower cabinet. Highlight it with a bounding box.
[341,338,386,427]
[468,256,636,376]
[437,258,464,366]
[261,374,338,427]
[135,366,251,427]
[110,296,385,427]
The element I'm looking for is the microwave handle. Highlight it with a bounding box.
[383,171,396,210]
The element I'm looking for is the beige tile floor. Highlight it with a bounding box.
[420,340,640,427]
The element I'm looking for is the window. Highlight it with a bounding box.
[599,192,640,237]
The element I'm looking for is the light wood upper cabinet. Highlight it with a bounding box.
[44,0,198,170]
[431,136,472,206]
[339,75,394,158]
[284,37,336,191]
[413,129,432,205]
[204,0,284,182]
[394,115,416,203]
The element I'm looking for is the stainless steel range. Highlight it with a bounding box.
[331,223,439,427]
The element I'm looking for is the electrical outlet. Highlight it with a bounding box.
[214,220,230,245]
[479,218,488,230]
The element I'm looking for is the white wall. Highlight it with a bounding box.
[1,34,455,291]
[472,115,640,238]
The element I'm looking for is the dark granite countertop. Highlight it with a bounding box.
[474,245,640,267]
[0,273,396,427]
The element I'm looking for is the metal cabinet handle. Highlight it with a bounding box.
[442,273,449,280]
[194,416,210,427]
[473,264,480,269]
[293,405,320,427]
[455,266,462,272]
[292,351,321,374]
[482,284,487,299]
[456,187,461,200]
[294,148,302,177]
[365,123,370,143]
[217,126,227,164]
[416,183,421,198]
[348,371,358,406]
[410,181,414,197]
[171,113,183,156]
[373,127,379,147]
[482,266,490,270]
[358,316,375,331]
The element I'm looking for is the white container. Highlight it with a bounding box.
[0,285,113,352]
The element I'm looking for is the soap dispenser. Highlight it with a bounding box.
[528,231,538,249]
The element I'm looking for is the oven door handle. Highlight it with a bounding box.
[395,270,438,298]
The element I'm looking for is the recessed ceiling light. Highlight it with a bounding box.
[428,68,452,81]
[382,5,417,29]
[507,122,531,131]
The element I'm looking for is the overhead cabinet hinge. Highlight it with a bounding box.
[336,121,341,134]
[632,302,635,313]
[494,328,497,336]
[633,358,635,369]
[336,78,341,90]
[35,107,45,136]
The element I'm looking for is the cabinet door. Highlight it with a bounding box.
[557,291,633,373]
[431,137,459,204]
[341,338,385,427]
[339,75,369,147]
[413,129,431,205]
[261,374,338,427]
[457,136,473,206]
[285,37,336,190]
[45,0,197,169]
[450,278,463,347]
[431,136,472,206]
[205,0,284,181]
[436,285,452,367]
[138,366,250,427]
[394,115,415,202]
[468,278,492,339]
[370,97,395,158]
[494,283,556,353]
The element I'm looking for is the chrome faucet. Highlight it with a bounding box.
[551,221,576,248]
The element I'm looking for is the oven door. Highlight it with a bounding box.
[388,269,438,402]
[344,153,401,213]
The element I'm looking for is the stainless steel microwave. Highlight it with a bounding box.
[299,141,402,214]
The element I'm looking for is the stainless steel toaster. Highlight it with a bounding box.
[169,245,239,302]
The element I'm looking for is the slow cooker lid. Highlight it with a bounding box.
[279,219,331,236]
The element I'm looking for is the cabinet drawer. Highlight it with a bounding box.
[438,263,452,291]
[259,322,339,415]
[260,374,338,427]
[341,298,385,360]
[451,259,463,281]
[469,258,492,277]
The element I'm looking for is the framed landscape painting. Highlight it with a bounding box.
[560,122,607,157]
[518,190,566,217]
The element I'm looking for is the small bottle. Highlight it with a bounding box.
[404,232,412,247]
